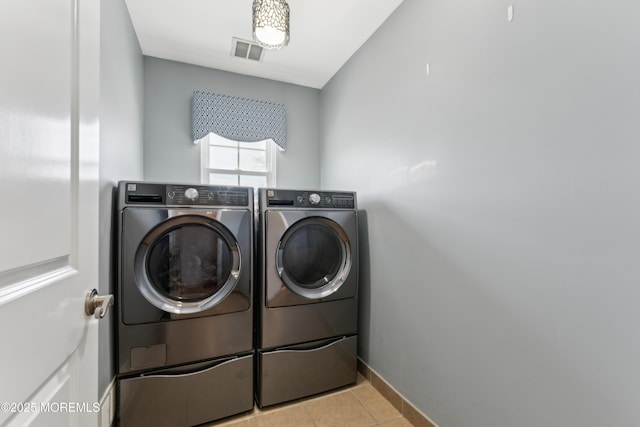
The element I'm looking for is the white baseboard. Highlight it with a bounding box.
[98,379,116,427]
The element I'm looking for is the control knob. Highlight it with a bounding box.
[309,193,321,205]
[184,187,199,201]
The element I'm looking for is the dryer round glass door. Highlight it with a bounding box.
[134,214,241,314]
[276,217,351,299]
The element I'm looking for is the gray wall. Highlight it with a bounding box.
[99,0,144,395]
[143,57,321,188]
[321,0,640,426]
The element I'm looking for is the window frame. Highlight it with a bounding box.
[200,132,277,187]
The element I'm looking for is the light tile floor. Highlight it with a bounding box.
[208,374,414,427]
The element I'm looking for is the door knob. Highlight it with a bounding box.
[85,289,114,319]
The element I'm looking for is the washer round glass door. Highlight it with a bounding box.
[134,214,241,314]
[276,217,351,299]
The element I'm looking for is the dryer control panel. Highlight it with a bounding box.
[264,189,356,209]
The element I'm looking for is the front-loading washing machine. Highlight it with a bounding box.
[116,182,254,426]
[256,188,359,408]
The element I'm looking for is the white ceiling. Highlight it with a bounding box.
[124,0,405,89]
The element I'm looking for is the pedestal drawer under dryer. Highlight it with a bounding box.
[257,335,357,408]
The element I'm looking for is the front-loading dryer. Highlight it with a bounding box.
[257,188,359,408]
[116,181,254,426]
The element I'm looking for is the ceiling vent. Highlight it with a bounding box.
[231,37,265,62]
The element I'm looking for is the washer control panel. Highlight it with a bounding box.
[265,189,356,209]
[166,184,249,206]
[121,182,250,207]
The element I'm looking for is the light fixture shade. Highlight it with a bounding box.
[252,0,290,50]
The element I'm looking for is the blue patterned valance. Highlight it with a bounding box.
[192,91,286,150]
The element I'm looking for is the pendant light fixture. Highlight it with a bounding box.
[252,0,290,50]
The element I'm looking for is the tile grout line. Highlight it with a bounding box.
[347,387,389,427]
[348,382,404,425]
[357,358,439,427]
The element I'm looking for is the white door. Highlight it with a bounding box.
[0,0,101,426]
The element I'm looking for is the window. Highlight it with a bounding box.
[200,133,276,187]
